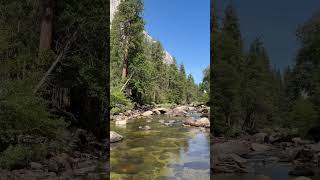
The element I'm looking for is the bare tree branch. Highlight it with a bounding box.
[33,31,78,94]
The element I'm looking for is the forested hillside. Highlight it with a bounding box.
[212,4,320,140]
[110,0,209,114]
[0,0,108,175]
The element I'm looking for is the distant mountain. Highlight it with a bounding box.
[110,0,175,65]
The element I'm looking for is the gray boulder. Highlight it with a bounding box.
[110,131,123,143]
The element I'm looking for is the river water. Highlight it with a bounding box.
[110,115,210,180]
[212,146,320,180]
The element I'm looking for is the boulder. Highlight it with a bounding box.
[293,149,314,162]
[183,117,210,128]
[48,159,59,172]
[251,143,271,152]
[55,153,71,170]
[174,106,188,111]
[30,162,43,170]
[110,131,123,143]
[252,133,269,144]
[213,153,249,173]
[308,143,320,152]
[292,137,313,146]
[279,142,293,149]
[213,141,251,156]
[292,137,302,146]
[142,111,153,117]
[153,108,169,114]
[197,117,210,126]
[112,115,128,122]
[198,107,209,113]
[153,110,161,115]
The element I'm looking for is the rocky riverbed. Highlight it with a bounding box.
[212,132,320,180]
[110,104,210,179]
[0,130,109,180]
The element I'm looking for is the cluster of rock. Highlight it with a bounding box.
[111,104,209,123]
[0,152,108,180]
[212,131,320,179]
[183,117,210,128]
[0,130,109,179]
[110,104,210,144]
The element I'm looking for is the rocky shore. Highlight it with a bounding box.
[0,130,109,180]
[212,132,320,180]
[110,104,210,143]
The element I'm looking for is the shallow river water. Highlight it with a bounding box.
[110,115,210,180]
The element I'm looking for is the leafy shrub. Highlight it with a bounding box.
[288,98,318,136]
[0,144,47,170]
[0,79,68,140]
[110,86,132,114]
[0,79,70,168]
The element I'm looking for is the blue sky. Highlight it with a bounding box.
[143,0,210,84]
[216,0,320,71]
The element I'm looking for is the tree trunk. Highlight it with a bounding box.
[39,0,55,51]
[121,44,128,79]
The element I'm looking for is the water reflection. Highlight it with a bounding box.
[110,115,210,179]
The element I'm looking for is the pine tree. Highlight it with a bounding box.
[110,0,144,81]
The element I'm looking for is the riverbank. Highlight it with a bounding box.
[110,103,210,143]
[0,129,109,180]
[212,131,320,180]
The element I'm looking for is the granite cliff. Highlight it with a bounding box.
[110,0,174,65]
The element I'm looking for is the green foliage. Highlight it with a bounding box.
[110,86,133,114]
[0,78,69,148]
[0,0,106,170]
[288,98,318,135]
[0,144,47,170]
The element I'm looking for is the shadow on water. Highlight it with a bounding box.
[110,115,210,180]
[213,154,320,180]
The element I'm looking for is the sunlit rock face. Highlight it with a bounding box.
[110,0,121,23]
[110,0,174,65]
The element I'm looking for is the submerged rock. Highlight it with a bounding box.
[110,131,123,143]
[138,125,151,130]
[115,119,127,126]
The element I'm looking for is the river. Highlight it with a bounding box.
[110,114,210,179]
